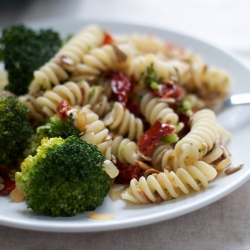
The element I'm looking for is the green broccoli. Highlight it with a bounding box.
[15,136,112,217]
[0,96,33,168]
[0,24,62,95]
[31,115,82,155]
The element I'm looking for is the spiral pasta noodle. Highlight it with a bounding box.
[35,81,83,117]
[121,160,217,203]
[111,135,141,165]
[189,62,230,101]
[127,33,168,55]
[29,25,105,93]
[70,105,112,160]
[164,43,204,64]
[103,102,144,141]
[128,54,192,85]
[184,94,205,111]
[34,80,111,118]
[76,44,117,76]
[151,122,230,174]
[56,25,105,65]
[150,142,179,172]
[18,94,46,124]
[140,90,184,132]
[76,42,136,78]
[174,109,218,168]
[114,33,204,63]
[78,80,111,118]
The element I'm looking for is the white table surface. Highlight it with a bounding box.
[1,1,250,249]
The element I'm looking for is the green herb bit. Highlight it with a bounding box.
[150,81,160,90]
[161,134,179,144]
[199,147,204,153]
[89,87,96,99]
[144,64,159,85]
[181,98,192,112]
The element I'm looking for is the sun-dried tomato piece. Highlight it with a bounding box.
[174,112,190,139]
[102,31,114,45]
[138,120,175,156]
[150,82,185,101]
[110,71,133,107]
[0,178,16,196]
[0,165,9,179]
[126,99,141,117]
[115,161,144,184]
[56,100,71,120]
[4,179,16,192]
[178,113,190,127]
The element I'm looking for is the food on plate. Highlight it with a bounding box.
[0,23,236,215]
[30,111,82,155]
[224,163,244,175]
[87,212,115,220]
[0,96,33,168]
[15,136,112,217]
[0,24,62,95]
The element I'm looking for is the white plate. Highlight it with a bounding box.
[1,20,250,233]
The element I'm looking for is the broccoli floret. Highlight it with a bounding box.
[31,115,82,155]
[0,24,62,95]
[15,136,112,217]
[0,96,33,168]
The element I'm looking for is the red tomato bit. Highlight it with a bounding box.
[0,179,16,196]
[0,165,16,196]
[102,31,114,45]
[115,161,144,184]
[56,100,71,120]
[138,120,175,156]
[0,165,9,179]
[150,82,185,101]
[110,71,133,107]
[126,99,141,117]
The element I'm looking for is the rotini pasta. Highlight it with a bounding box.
[72,106,141,164]
[36,81,83,117]
[128,54,192,85]
[56,25,105,65]
[189,62,230,101]
[184,94,205,111]
[164,43,204,64]
[18,94,46,124]
[78,80,111,118]
[126,33,168,55]
[76,42,136,78]
[29,25,105,93]
[121,161,217,203]
[71,105,112,160]
[103,101,144,141]
[35,80,111,118]
[111,135,142,165]
[150,142,179,172]
[140,90,184,132]
[77,45,118,76]
[174,109,218,168]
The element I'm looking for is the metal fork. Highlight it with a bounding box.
[222,93,250,110]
